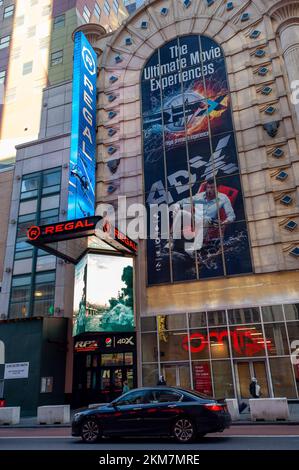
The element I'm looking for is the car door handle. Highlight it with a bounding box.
[133,407,142,411]
[168,404,177,408]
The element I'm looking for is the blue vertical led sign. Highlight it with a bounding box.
[68,31,97,220]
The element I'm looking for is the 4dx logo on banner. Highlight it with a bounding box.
[117,336,134,346]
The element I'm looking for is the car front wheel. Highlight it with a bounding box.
[172,418,195,443]
[81,419,101,443]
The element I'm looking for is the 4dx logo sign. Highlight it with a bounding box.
[117,337,134,346]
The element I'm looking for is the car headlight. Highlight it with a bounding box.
[73,413,82,422]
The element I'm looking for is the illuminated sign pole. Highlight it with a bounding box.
[68,31,97,220]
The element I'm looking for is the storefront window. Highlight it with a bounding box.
[192,362,213,396]
[212,361,234,398]
[228,307,260,325]
[188,329,210,360]
[293,365,299,396]
[263,324,289,356]
[189,312,207,328]
[160,363,191,389]
[209,328,230,359]
[269,358,297,398]
[141,316,156,331]
[286,322,299,347]
[101,353,123,366]
[142,364,159,387]
[261,305,284,322]
[164,313,186,330]
[207,310,227,327]
[230,324,265,358]
[159,331,189,361]
[284,304,299,321]
[142,333,158,362]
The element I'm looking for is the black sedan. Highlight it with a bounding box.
[72,387,231,443]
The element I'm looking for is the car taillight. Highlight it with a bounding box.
[204,404,224,412]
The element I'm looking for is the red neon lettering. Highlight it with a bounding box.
[64,222,74,230]
[45,226,55,234]
[75,221,84,229]
[55,224,64,232]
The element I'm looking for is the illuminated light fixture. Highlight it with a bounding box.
[107,146,117,155]
[161,7,168,15]
[34,291,43,297]
[125,37,133,46]
[173,332,188,335]
[276,171,288,181]
[183,0,192,8]
[289,247,299,257]
[284,220,297,231]
[108,94,116,102]
[108,111,117,119]
[251,332,263,336]
[257,340,271,344]
[236,327,256,330]
[280,195,293,205]
[241,12,250,22]
[207,0,214,6]
[115,55,123,64]
[261,86,272,95]
[265,106,276,115]
[250,30,261,39]
[227,2,234,11]
[141,21,148,29]
[107,128,117,137]
[210,343,224,347]
[109,75,118,83]
[273,148,284,158]
[258,67,268,76]
[255,49,266,58]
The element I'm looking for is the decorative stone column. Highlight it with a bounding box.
[72,23,106,57]
[269,1,299,123]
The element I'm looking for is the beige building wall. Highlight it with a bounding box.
[0,168,13,284]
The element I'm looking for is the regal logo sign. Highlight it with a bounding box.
[27,216,100,243]
[68,31,97,220]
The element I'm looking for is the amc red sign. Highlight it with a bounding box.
[183,329,271,357]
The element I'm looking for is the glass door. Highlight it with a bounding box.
[235,360,269,399]
[161,363,190,388]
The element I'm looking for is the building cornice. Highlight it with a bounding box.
[72,23,107,56]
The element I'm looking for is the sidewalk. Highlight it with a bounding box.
[1,410,299,428]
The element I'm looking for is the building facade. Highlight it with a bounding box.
[1,0,299,413]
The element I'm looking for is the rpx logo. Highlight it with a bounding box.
[117,337,134,346]
[75,340,98,351]
[82,46,96,76]
[27,226,41,241]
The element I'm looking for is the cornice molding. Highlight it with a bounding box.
[72,23,107,56]
[267,1,299,32]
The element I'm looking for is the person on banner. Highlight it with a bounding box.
[172,178,236,253]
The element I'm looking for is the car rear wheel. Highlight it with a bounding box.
[81,419,101,443]
[173,418,195,443]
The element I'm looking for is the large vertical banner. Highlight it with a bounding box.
[68,32,97,220]
[142,35,252,285]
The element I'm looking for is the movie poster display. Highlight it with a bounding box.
[142,35,252,285]
[73,254,134,335]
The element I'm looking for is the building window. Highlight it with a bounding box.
[22,61,33,75]
[83,5,91,23]
[94,2,101,20]
[113,0,119,15]
[3,4,14,19]
[0,35,10,49]
[51,50,63,66]
[27,26,36,38]
[53,14,65,29]
[0,70,6,84]
[33,271,56,316]
[104,0,111,16]
[10,275,31,319]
